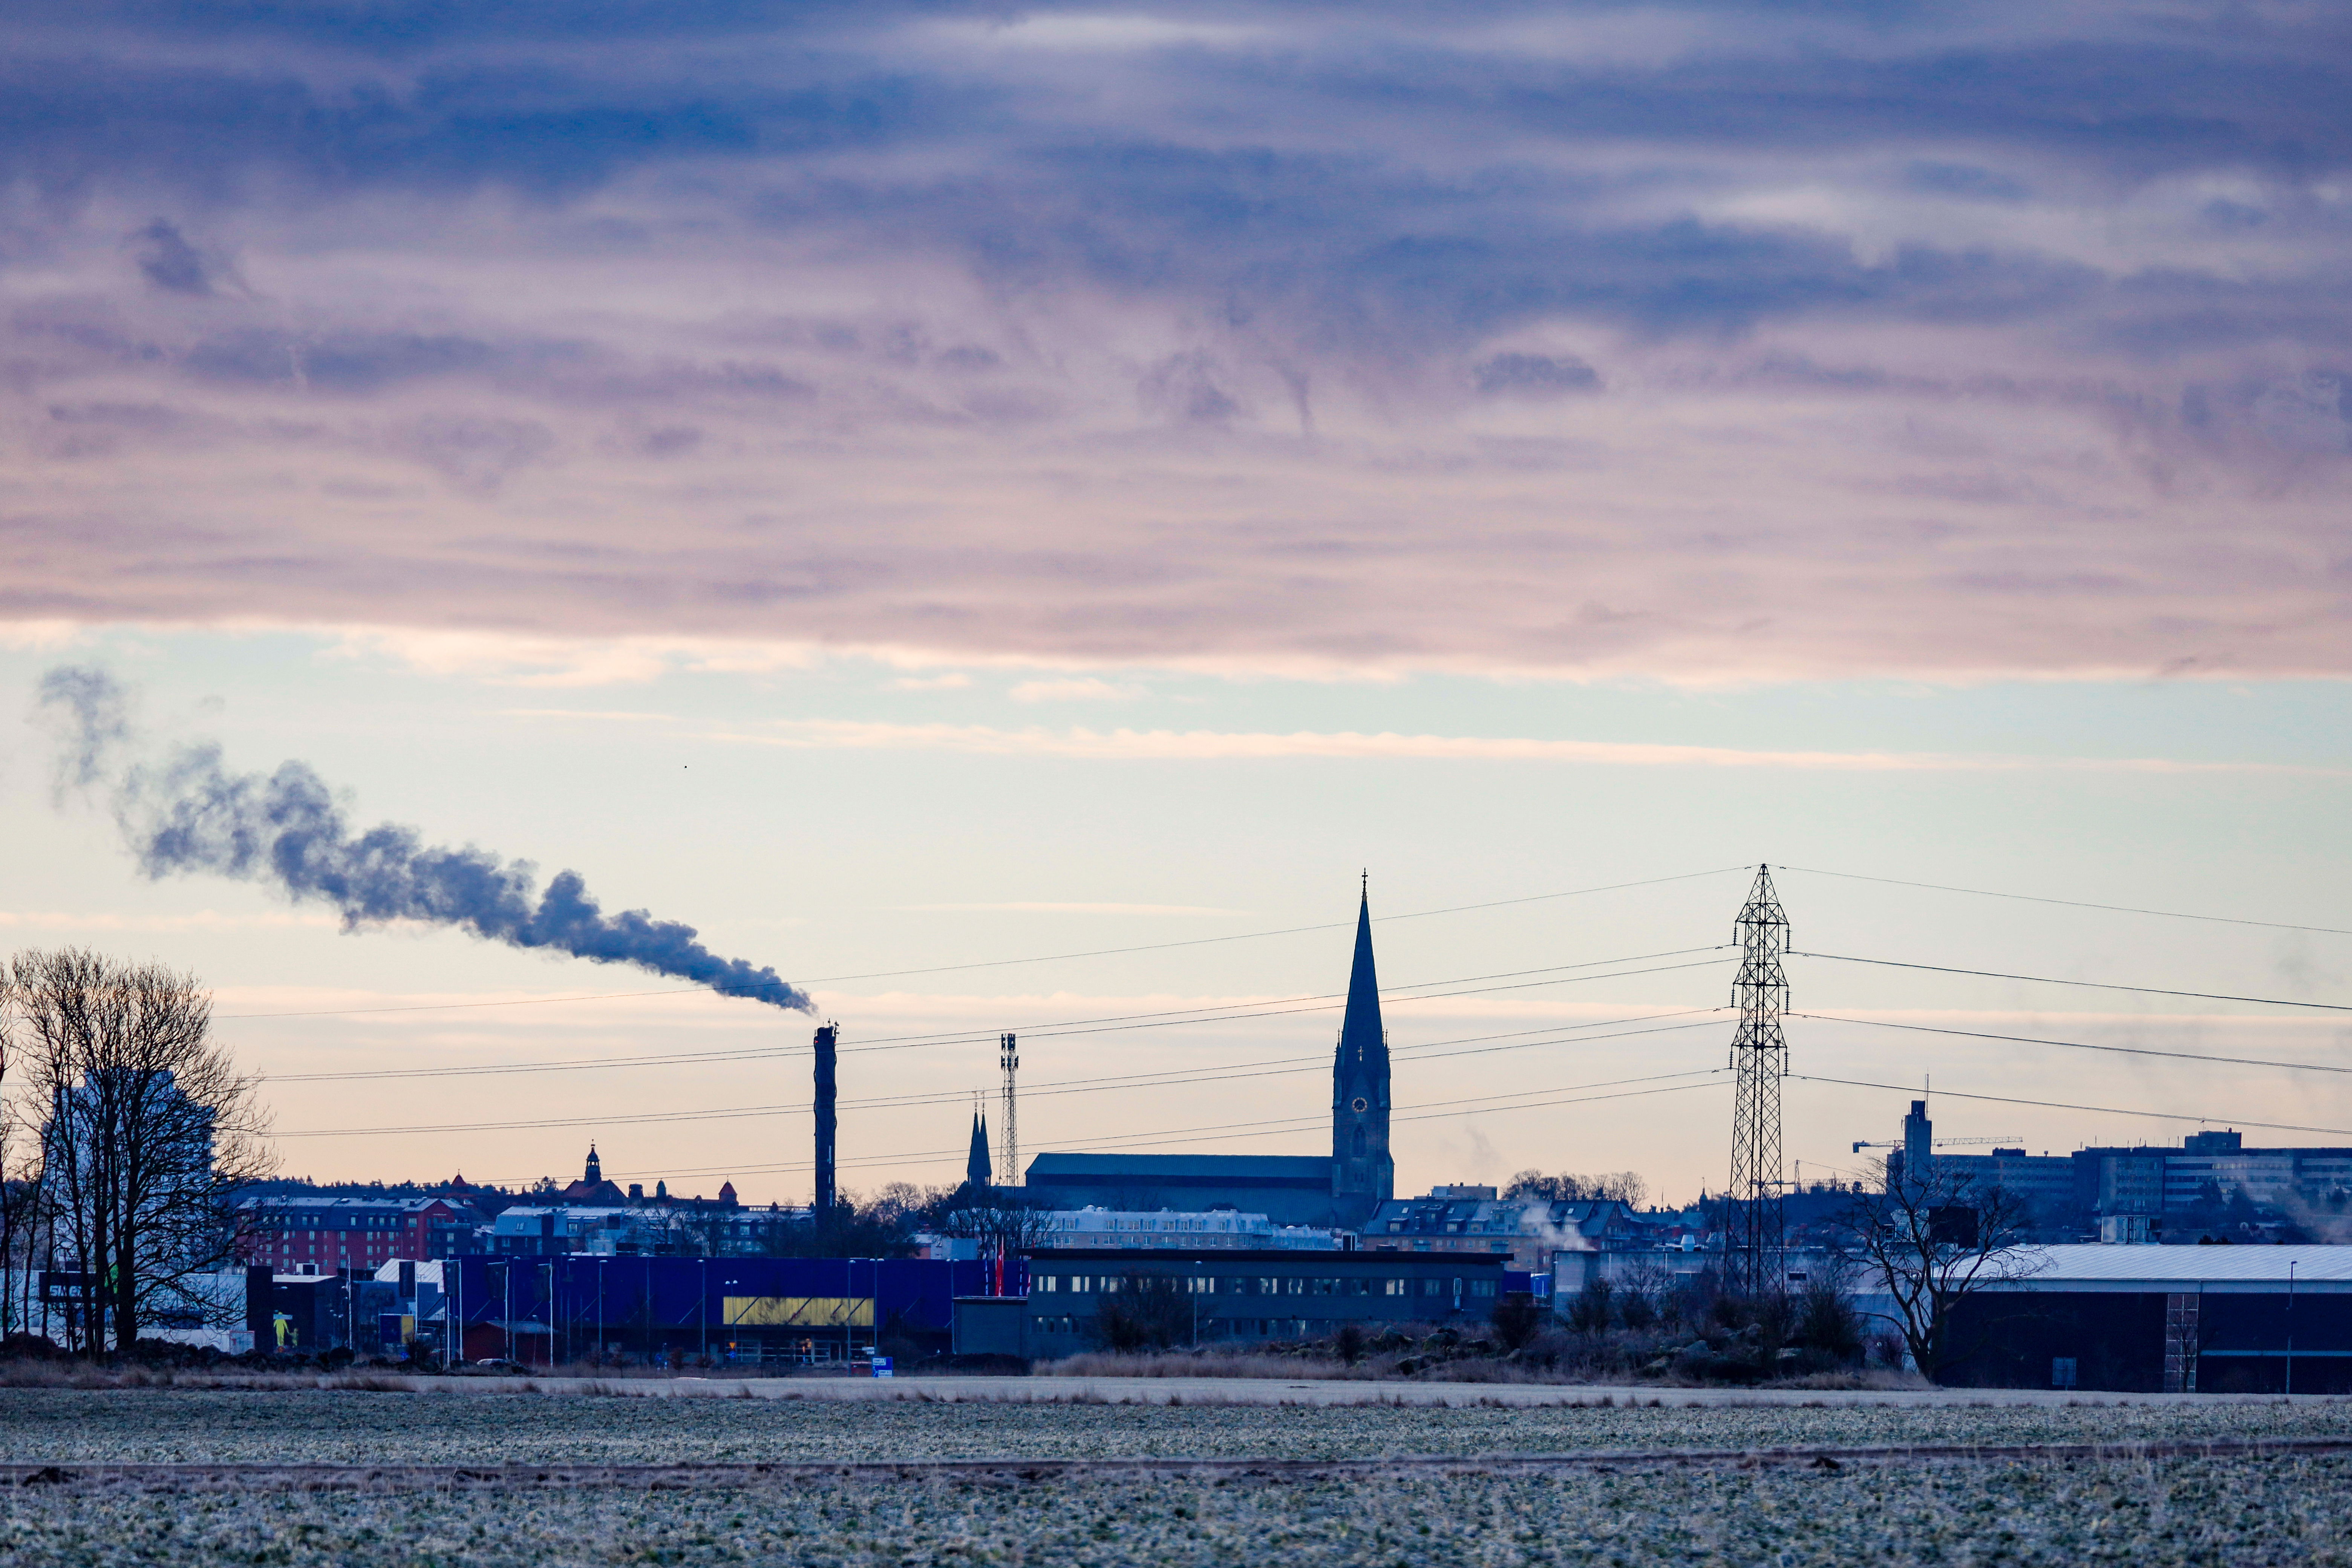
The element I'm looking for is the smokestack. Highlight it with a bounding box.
[37,666,814,1014]
[813,1021,839,1219]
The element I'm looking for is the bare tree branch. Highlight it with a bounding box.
[1831,1153,2034,1383]
[6,948,274,1353]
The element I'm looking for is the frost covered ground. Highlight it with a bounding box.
[3,1457,2352,1565]
[7,1390,2352,1564]
[3,1384,2351,1464]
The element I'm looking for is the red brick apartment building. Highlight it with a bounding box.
[234,1195,479,1274]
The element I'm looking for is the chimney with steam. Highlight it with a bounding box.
[813,1021,839,1219]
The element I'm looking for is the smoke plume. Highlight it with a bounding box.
[37,665,814,1013]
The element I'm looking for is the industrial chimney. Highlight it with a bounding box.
[814,1021,839,1219]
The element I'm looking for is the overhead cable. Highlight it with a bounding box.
[1779,865,2352,939]
[1791,951,2352,1016]
[260,947,1731,1084]
[1790,1073,2352,1142]
[285,1020,1740,1142]
[217,864,1749,1023]
[1795,1012,2352,1078]
[516,1069,1733,1187]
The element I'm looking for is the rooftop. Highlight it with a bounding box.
[1993,1243,2352,1289]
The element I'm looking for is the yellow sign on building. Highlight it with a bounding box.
[723,1295,874,1328]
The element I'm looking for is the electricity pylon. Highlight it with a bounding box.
[1726,865,1790,1297]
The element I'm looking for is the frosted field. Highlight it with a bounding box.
[4,1384,2352,1464]
[3,1456,2352,1565]
[8,1389,2352,1565]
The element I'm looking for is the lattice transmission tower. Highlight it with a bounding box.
[1725,864,1791,1297]
[998,1032,1020,1187]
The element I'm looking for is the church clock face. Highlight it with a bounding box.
[1350,1096,1369,1113]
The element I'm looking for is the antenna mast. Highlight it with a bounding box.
[998,1032,1020,1187]
[1726,865,1790,1297]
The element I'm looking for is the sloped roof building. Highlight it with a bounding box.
[1019,886,1395,1230]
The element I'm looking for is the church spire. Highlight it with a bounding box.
[1331,878,1393,1222]
[1336,881,1387,1078]
[966,1109,993,1188]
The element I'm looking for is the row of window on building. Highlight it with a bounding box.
[1029,1315,1401,1338]
[1032,1272,1497,1298]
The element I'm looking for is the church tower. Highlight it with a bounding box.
[1331,879,1393,1224]
[966,1109,993,1190]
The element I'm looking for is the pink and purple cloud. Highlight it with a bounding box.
[2,2,2347,680]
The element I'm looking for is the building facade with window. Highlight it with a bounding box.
[1016,1247,1508,1356]
[234,1196,481,1274]
[1029,1207,1339,1251]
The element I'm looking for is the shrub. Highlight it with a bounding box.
[1564,1278,1614,1335]
[1093,1275,1194,1352]
[1792,1278,1864,1365]
[1490,1293,1545,1352]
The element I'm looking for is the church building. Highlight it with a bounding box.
[1020,884,1395,1229]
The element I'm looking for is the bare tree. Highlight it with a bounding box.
[6,949,273,1353]
[1093,1272,1194,1351]
[1832,1155,2034,1383]
[1504,1169,1649,1206]
[939,1189,1053,1263]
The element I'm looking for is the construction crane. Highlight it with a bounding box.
[1850,1135,2021,1153]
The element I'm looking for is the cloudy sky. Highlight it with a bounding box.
[2,2,2349,1207]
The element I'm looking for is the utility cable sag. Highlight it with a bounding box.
[1791,951,2352,1016]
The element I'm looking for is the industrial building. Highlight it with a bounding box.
[958,1246,1514,1358]
[1940,1245,2352,1393]
[244,1256,1003,1364]
[1015,886,1395,1228]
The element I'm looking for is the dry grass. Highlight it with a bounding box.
[1035,1348,1934,1391]
[0,1363,450,1392]
[1041,1350,1359,1380]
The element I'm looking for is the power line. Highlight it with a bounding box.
[799,865,1750,983]
[1779,865,2352,939]
[1791,951,2352,1016]
[273,1017,1730,1139]
[259,947,1731,1084]
[1790,1073,2352,1142]
[495,1069,1733,1188]
[1795,1012,2352,1078]
[216,865,1749,1023]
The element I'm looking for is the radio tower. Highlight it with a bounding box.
[998,1032,1020,1187]
[1726,865,1791,1297]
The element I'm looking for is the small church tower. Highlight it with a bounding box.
[966,1109,993,1190]
[1331,877,1394,1223]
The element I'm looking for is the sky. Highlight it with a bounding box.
[2,2,2349,1209]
